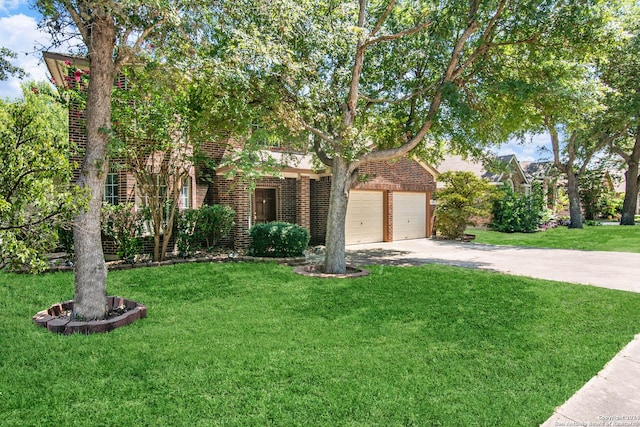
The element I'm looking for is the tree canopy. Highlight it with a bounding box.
[0,82,85,271]
[207,0,610,272]
[0,47,26,82]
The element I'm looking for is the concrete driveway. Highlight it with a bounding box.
[340,238,640,294]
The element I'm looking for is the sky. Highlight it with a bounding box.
[0,0,53,100]
[0,0,551,162]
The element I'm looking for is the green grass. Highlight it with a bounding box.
[469,224,640,253]
[2,262,640,426]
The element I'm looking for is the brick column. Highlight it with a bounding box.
[233,186,252,249]
[385,190,393,242]
[297,175,311,232]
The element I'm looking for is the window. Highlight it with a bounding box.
[104,173,119,205]
[180,177,191,210]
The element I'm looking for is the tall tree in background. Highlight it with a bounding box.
[36,0,187,320]
[494,2,619,228]
[226,0,603,273]
[0,47,26,82]
[599,2,640,225]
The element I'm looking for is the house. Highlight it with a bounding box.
[436,153,530,194]
[44,52,438,254]
[520,160,561,210]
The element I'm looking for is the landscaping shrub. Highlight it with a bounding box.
[176,208,200,256]
[101,202,144,262]
[56,225,74,260]
[578,169,623,220]
[197,204,236,249]
[249,222,310,257]
[435,171,494,239]
[176,205,236,256]
[490,183,546,233]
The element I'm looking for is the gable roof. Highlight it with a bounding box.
[436,153,530,187]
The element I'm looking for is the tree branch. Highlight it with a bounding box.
[362,20,432,50]
[369,0,396,38]
[358,85,434,105]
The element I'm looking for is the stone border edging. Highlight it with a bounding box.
[33,296,147,335]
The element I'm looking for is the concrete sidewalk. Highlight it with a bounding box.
[333,239,640,425]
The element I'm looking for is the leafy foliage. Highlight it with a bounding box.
[176,205,236,256]
[490,184,547,233]
[0,83,86,272]
[101,202,144,262]
[435,171,494,240]
[578,169,621,220]
[110,64,196,262]
[249,222,310,257]
[0,47,26,82]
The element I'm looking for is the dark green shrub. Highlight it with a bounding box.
[101,202,143,262]
[197,205,236,249]
[176,205,236,256]
[176,208,200,256]
[249,222,310,257]
[57,226,74,260]
[490,183,546,233]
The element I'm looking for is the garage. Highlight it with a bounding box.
[393,192,427,240]
[345,191,384,245]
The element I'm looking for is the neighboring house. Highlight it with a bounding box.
[520,160,560,210]
[436,153,530,193]
[45,52,438,254]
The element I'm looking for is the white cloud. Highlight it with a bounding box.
[0,0,25,13]
[493,133,552,162]
[0,14,52,99]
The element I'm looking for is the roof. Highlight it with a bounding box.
[43,51,89,90]
[436,153,530,186]
[520,161,555,182]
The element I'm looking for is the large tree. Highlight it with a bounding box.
[492,2,620,228]
[36,0,188,320]
[226,0,602,273]
[0,82,83,271]
[599,3,640,225]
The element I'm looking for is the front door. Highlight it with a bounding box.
[254,188,276,223]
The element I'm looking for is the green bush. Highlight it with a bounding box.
[176,205,236,256]
[176,208,200,256]
[57,226,74,260]
[101,202,144,262]
[248,222,310,257]
[435,171,494,240]
[198,205,236,249]
[490,184,546,233]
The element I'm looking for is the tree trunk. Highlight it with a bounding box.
[324,157,352,274]
[620,160,639,225]
[566,168,583,229]
[72,18,116,321]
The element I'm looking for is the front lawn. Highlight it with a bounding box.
[2,262,640,426]
[469,224,640,253]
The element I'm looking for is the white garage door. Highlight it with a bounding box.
[345,191,384,245]
[393,192,427,240]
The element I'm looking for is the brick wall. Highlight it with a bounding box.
[353,157,436,192]
[310,177,331,245]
